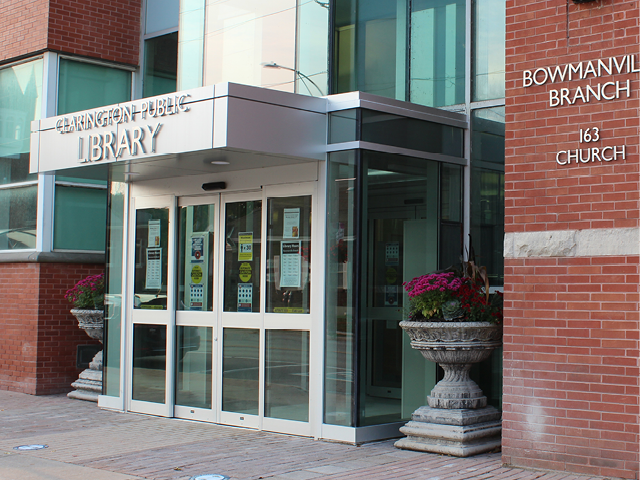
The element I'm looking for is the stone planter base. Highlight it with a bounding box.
[395,405,501,457]
[68,309,104,403]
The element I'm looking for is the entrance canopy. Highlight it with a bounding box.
[30,83,327,182]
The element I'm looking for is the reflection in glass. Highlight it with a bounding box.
[177,0,205,90]
[176,326,212,409]
[0,185,37,250]
[223,201,262,313]
[222,328,259,415]
[58,59,131,115]
[134,208,169,310]
[144,32,178,98]
[177,204,215,311]
[410,0,465,107]
[132,324,166,403]
[265,330,309,422]
[296,0,329,95]
[204,1,296,93]
[104,180,126,396]
[266,196,312,314]
[0,58,42,185]
[472,0,505,101]
[440,164,463,270]
[325,152,357,426]
[471,107,505,286]
[333,0,406,100]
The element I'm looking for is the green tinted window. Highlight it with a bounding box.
[144,33,178,98]
[54,185,107,251]
[58,59,131,115]
[472,0,505,101]
[0,185,37,250]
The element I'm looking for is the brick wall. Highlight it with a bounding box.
[48,0,142,65]
[0,262,103,395]
[0,0,49,63]
[504,0,640,478]
[0,0,141,66]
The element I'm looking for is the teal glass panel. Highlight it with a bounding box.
[297,0,329,95]
[0,58,42,185]
[333,0,407,100]
[265,330,310,422]
[132,324,166,403]
[328,110,358,144]
[177,204,215,311]
[470,107,505,286]
[324,151,357,426]
[177,0,204,90]
[176,326,213,409]
[222,328,259,415]
[410,0,465,107]
[134,208,169,310]
[58,59,131,115]
[144,33,178,98]
[53,185,107,251]
[439,163,464,270]
[104,179,127,397]
[0,185,37,250]
[472,0,506,101]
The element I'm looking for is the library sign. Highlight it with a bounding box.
[31,86,215,174]
[522,54,639,166]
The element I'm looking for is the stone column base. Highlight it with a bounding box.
[395,406,501,457]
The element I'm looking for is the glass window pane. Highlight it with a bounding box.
[296,0,329,96]
[222,328,259,415]
[177,0,205,90]
[359,151,440,426]
[177,204,215,311]
[328,110,358,144]
[53,185,107,251]
[104,180,126,397]
[266,196,312,314]
[176,326,212,409]
[0,58,42,185]
[410,0,465,107]
[472,0,505,101]
[439,163,464,270]
[471,107,505,286]
[0,185,37,250]
[134,208,169,310]
[132,324,166,403]
[265,330,309,422]
[145,0,179,34]
[325,151,357,426]
[58,59,131,115]
[223,201,262,313]
[204,1,296,93]
[333,0,406,100]
[144,33,178,98]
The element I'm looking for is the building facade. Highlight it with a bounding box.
[1,0,638,478]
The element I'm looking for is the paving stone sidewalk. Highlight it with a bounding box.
[0,390,610,480]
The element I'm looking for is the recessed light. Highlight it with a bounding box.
[210,160,230,165]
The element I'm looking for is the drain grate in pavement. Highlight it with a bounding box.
[13,445,48,451]
[189,475,230,480]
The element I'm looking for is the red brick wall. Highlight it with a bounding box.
[504,0,640,478]
[0,262,103,395]
[0,0,141,66]
[47,0,142,65]
[0,0,49,63]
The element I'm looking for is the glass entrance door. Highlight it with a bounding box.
[220,184,318,437]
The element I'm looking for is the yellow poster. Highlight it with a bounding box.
[238,232,253,261]
[239,262,252,282]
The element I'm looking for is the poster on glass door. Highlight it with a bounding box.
[280,241,301,288]
[283,208,300,239]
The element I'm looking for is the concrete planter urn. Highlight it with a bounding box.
[68,309,104,402]
[395,320,503,457]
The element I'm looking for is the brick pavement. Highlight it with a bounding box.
[0,390,616,480]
